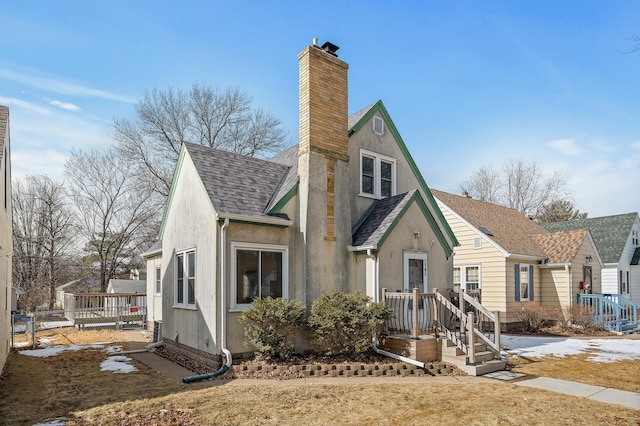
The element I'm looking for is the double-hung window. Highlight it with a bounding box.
[514,263,534,302]
[453,265,481,292]
[155,266,161,295]
[175,249,196,308]
[232,242,288,310]
[360,150,396,199]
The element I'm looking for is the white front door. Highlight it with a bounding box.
[404,252,428,292]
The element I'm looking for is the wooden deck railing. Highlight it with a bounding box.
[577,293,639,332]
[382,287,501,364]
[64,293,147,329]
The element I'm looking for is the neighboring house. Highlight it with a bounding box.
[11,286,24,312]
[151,42,458,361]
[543,213,640,304]
[142,240,162,332]
[0,105,12,372]
[432,190,602,325]
[106,279,146,294]
[55,279,82,309]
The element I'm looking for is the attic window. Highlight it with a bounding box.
[373,116,384,136]
[479,227,493,237]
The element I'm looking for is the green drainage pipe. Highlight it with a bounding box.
[182,363,230,383]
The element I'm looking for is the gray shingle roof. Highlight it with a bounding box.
[267,145,299,212]
[185,142,291,220]
[542,213,639,264]
[432,189,548,257]
[142,240,162,257]
[348,102,377,132]
[352,190,416,248]
[108,279,146,294]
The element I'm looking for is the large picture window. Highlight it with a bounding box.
[360,150,396,199]
[175,249,195,308]
[232,243,288,309]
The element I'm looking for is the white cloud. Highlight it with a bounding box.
[48,99,80,111]
[0,96,50,115]
[548,138,581,156]
[0,63,135,104]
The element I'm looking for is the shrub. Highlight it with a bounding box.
[549,305,603,333]
[513,306,548,333]
[239,297,306,360]
[307,290,393,358]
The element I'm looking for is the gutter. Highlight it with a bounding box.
[183,218,233,383]
[218,213,292,227]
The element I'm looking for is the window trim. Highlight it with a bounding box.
[473,237,481,250]
[174,248,196,309]
[359,149,396,199]
[154,266,161,295]
[403,251,428,292]
[454,264,481,292]
[230,242,289,311]
[373,115,384,136]
[515,263,534,302]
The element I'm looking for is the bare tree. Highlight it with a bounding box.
[535,199,587,223]
[459,166,501,204]
[113,84,288,197]
[65,148,161,292]
[618,36,640,54]
[12,176,77,310]
[459,159,568,218]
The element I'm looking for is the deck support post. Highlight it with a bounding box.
[494,310,501,358]
[467,311,475,364]
[412,287,419,339]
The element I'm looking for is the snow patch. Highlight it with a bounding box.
[104,345,124,354]
[20,344,105,358]
[100,355,137,373]
[502,335,640,363]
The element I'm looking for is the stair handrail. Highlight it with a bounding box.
[578,294,638,332]
[434,290,468,355]
[462,292,501,356]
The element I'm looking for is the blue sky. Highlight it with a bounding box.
[1,1,638,217]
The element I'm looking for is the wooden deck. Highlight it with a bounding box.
[64,293,147,329]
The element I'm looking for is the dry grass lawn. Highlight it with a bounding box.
[1,327,639,425]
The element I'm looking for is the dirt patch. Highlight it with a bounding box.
[0,328,185,426]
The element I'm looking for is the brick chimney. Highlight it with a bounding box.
[297,40,351,303]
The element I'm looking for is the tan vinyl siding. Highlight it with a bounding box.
[437,202,507,317]
[540,268,569,308]
[505,258,542,323]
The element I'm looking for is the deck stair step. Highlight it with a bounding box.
[439,338,505,376]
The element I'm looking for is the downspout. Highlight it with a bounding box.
[118,341,163,355]
[367,249,426,369]
[183,218,232,383]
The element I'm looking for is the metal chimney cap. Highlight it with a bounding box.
[321,41,340,57]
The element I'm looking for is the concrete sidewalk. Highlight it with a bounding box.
[122,329,640,409]
[515,377,640,410]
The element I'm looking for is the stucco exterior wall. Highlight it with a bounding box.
[297,150,352,306]
[145,254,163,328]
[349,113,436,227]
[0,106,12,372]
[161,151,218,355]
[375,202,452,295]
[224,221,295,354]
